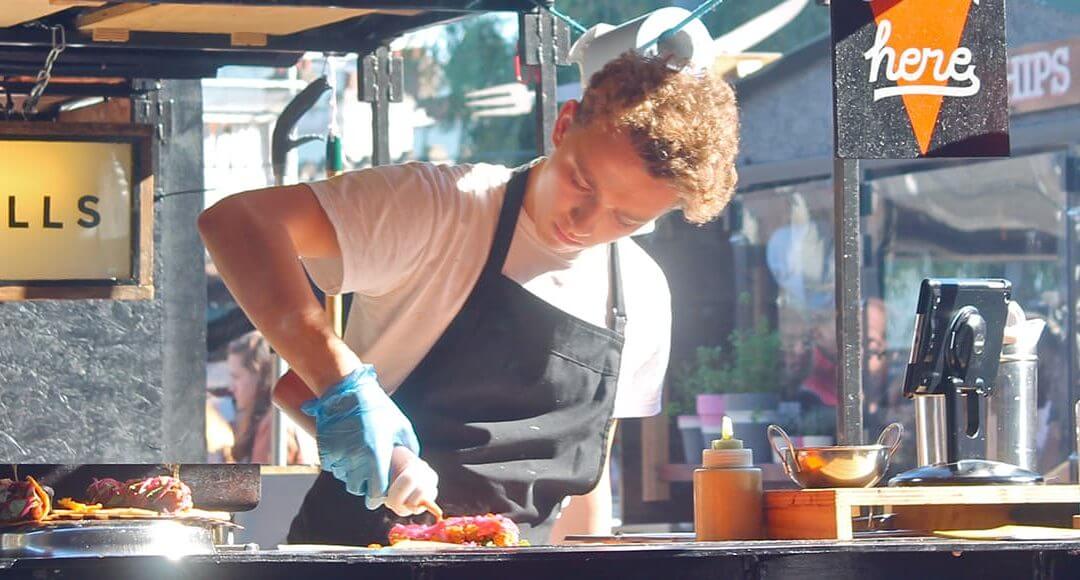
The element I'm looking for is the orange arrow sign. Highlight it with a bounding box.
[869,0,975,155]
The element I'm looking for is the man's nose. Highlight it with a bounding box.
[570,197,600,236]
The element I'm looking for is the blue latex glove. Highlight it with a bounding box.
[301,365,420,509]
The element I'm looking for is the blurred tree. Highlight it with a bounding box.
[435,15,537,165]
[421,1,829,165]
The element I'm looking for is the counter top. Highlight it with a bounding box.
[3,537,1080,580]
[215,537,1080,560]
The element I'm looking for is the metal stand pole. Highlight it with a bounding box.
[834,158,864,445]
[1065,148,1080,477]
[360,46,403,166]
[519,10,569,155]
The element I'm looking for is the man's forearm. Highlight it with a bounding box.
[199,197,359,394]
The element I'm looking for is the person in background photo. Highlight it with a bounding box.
[228,332,316,465]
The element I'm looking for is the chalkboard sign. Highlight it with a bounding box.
[831,0,1009,158]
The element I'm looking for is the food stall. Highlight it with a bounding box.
[3,0,1080,578]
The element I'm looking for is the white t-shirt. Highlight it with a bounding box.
[303,161,671,419]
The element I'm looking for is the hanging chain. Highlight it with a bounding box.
[21,23,66,119]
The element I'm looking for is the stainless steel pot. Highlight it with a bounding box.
[768,423,903,488]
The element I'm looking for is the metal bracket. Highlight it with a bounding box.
[359,53,378,103]
[359,46,400,166]
[521,13,541,65]
[520,12,570,67]
[387,52,404,104]
[518,10,566,155]
[156,97,173,144]
[554,16,571,66]
[358,49,403,104]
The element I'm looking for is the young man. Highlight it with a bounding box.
[198,51,739,545]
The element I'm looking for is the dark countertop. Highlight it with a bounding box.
[4,539,1080,579]
[204,537,1080,560]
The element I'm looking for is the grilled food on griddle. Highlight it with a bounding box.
[0,477,52,523]
[388,514,521,547]
[86,476,193,513]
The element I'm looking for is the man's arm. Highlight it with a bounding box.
[549,420,618,543]
[198,184,359,394]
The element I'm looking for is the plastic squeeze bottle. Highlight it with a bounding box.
[693,416,764,540]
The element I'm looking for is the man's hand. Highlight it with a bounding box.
[301,365,419,509]
[384,446,440,517]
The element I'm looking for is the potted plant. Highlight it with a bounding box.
[714,320,784,418]
[670,320,784,462]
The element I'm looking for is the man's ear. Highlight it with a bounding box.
[551,99,580,148]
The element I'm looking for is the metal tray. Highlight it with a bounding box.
[0,519,218,558]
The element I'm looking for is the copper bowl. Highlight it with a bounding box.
[768,423,903,489]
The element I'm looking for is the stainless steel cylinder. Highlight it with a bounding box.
[914,394,947,466]
[987,354,1038,470]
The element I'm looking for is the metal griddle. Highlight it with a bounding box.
[0,464,259,559]
[0,464,261,512]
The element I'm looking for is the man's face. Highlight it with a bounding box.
[524,101,681,252]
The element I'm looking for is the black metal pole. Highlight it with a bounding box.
[519,10,565,156]
[834,158,864,445]
[1065,148,1080,473]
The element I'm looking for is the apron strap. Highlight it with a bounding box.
[608,242,627,335]
[481,167,530,279]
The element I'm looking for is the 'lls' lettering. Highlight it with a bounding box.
[43,196,63,229]
[7,196,28,228]
[77,195,101,228]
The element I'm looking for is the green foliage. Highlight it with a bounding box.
[423,2,830,166]
[441,16,517,122]
[436,15,536,165]
[669,320,783,416]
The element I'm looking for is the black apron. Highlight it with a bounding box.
[288,165,626,546]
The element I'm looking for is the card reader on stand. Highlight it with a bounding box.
[889,279,1043,486]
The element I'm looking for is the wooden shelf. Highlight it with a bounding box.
[3,0,104,27]
[766,485,1080,540]
[76,3,419,44]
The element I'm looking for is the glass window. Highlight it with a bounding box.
[736,152,1070,476]
[868,152,1069,473]
[739,178,838,441]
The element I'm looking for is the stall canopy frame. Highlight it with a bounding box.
[0,1,546,79]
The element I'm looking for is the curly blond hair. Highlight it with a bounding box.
[577,51,739,224]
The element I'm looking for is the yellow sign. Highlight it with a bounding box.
[0,140,134,281]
